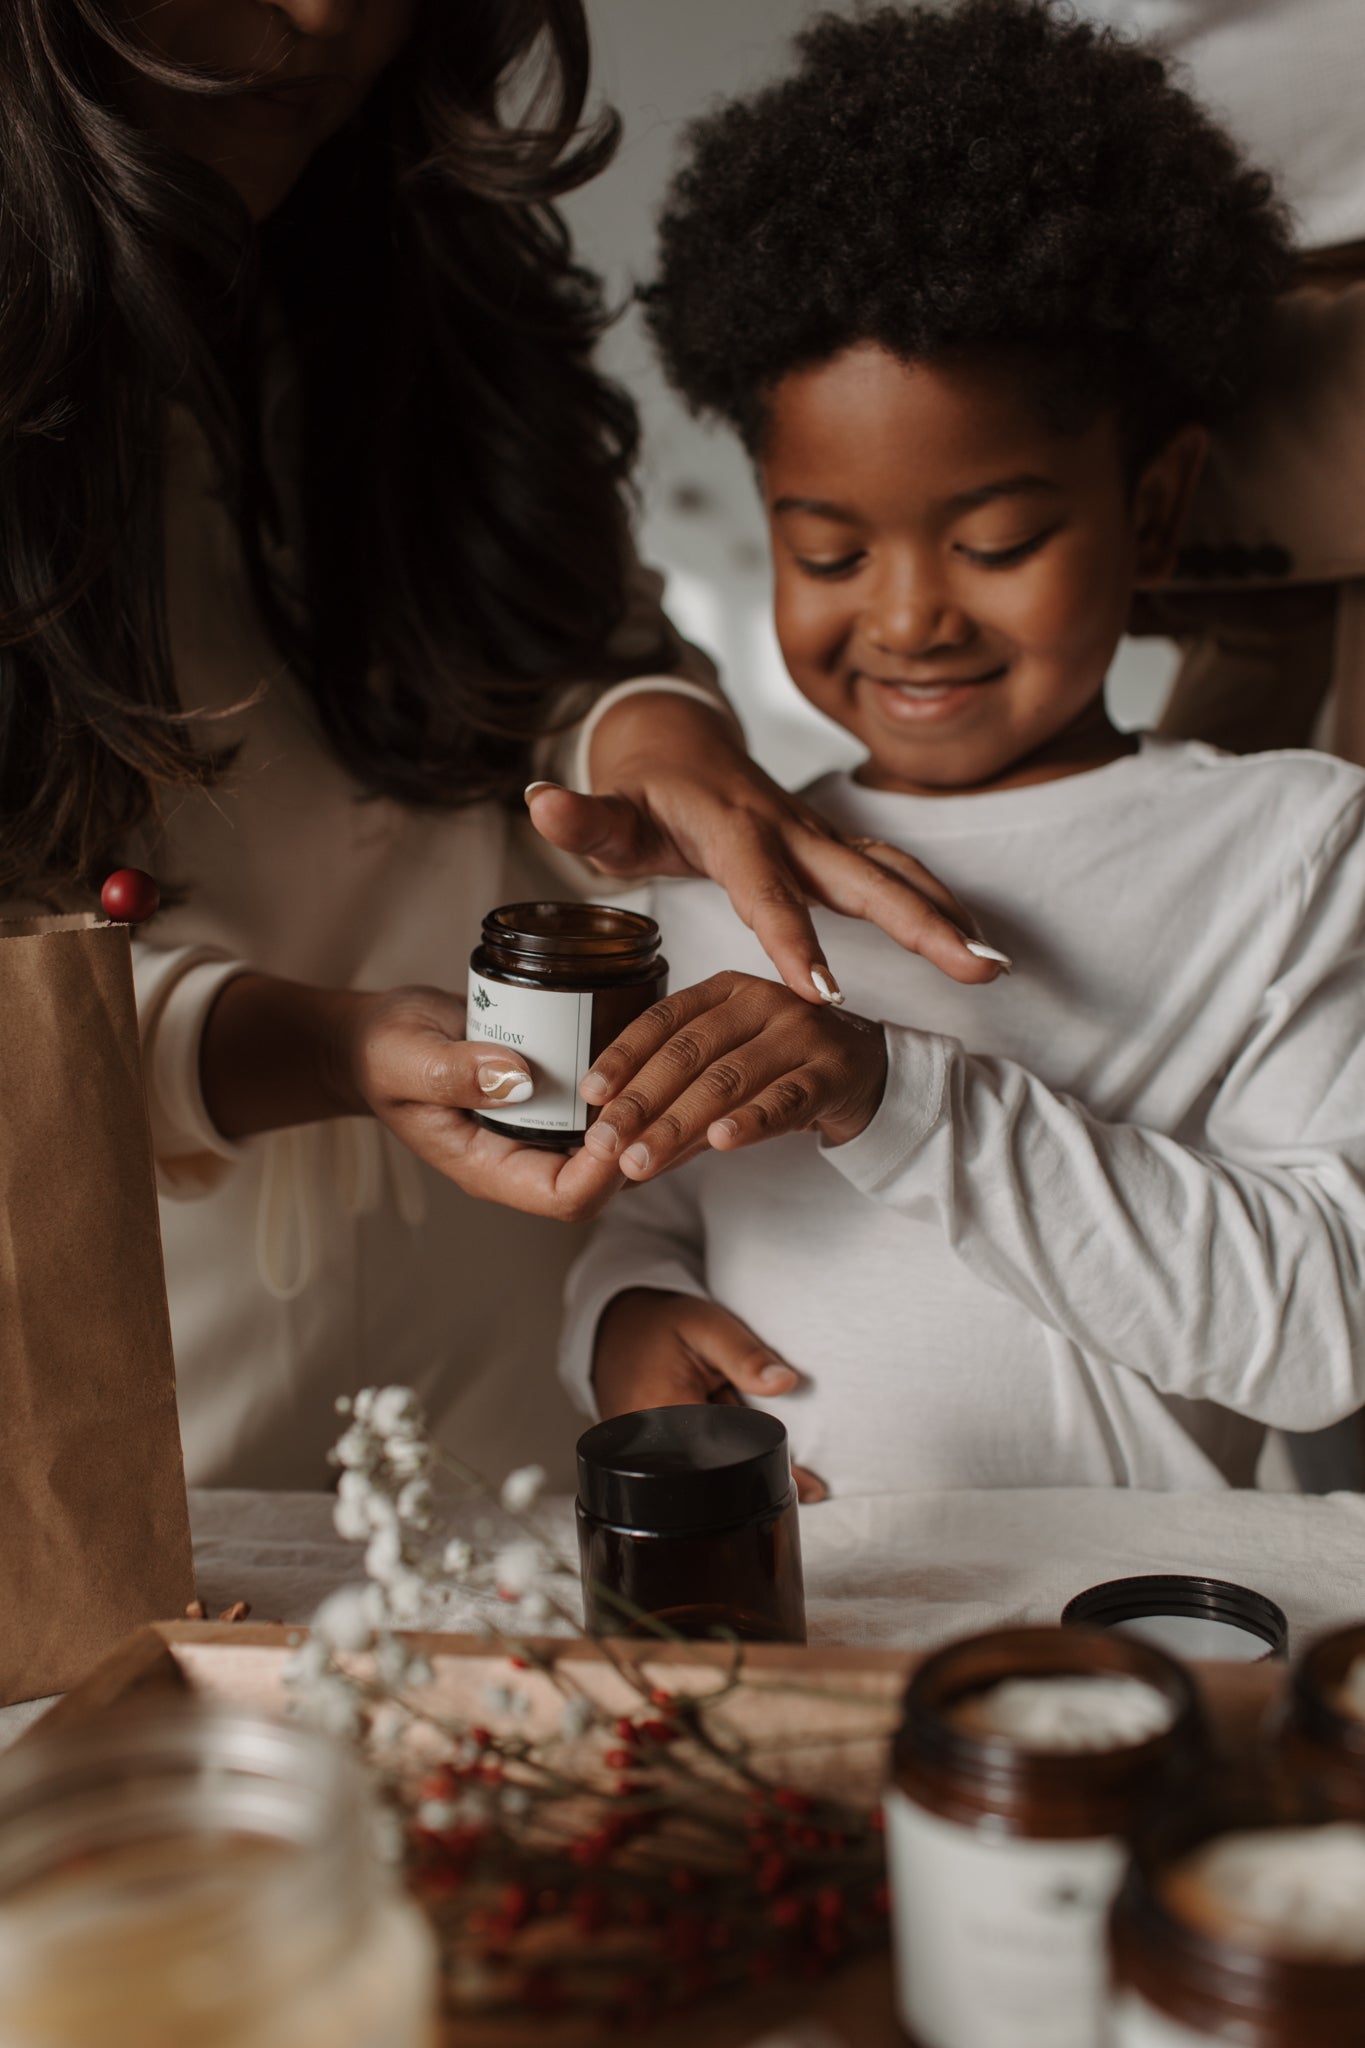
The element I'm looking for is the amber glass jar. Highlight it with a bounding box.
[468,902,667,1147]
[885,1625,1201,2048]
[1277,1622,1365,1821]
[1109,1790,1365,2045]
[575,1404,806,1643]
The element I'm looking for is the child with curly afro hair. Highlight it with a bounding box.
[558,0,1365,1502]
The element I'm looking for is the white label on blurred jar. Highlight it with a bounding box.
[884,1787,1125,2048]
[467,972,592,1133]
[1109,1988,1218,2044]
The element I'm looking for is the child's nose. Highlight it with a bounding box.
[864,558,972,657]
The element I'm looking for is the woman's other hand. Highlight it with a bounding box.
[525,690,1009,1002]
[593,1288,827,1503]
[577,971,889,1180]
[201,975,624,1223]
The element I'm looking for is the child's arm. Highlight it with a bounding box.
[559,1165,715,1418]
[578,804,1365,1433]
[578,971,889,1166]
[817,1012,1365,1432]
[557,1162,827,1491]
[560,1162,795,1411]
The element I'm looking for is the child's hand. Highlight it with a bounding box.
[594,1288,827,1503]
[580,971,889,1179]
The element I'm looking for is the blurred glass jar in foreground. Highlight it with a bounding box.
[885,1625,1202,2048]
[1110,1791,1365,2045]
[1277,1621,1365,1820]
[0,1698,436,2048]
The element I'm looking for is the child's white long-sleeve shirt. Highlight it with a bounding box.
[560,739,1365,1494]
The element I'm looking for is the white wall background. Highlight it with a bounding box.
[561,0,1180,786]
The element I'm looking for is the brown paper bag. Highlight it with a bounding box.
[0,913,193,1704]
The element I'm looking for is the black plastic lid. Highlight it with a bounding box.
[1061,1575,1288,1660]
[576,1405,792,1534]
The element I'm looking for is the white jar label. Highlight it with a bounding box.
[1109,1988,1219,2044]
[884,1786,1126,2048]
[467,971,594,1134]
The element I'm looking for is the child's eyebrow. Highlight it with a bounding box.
[771,495,861,524]
[772,474,1063,524]
[947,473,1061,512]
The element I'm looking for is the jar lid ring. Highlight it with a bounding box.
[1061,1574,1288,1659]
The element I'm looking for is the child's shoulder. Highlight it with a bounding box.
[796,741,1365,875]
[1134,739,1365,873]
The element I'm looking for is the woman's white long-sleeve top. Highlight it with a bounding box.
[126,408,712,1489]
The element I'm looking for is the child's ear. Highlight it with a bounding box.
[1131,424,1209,586]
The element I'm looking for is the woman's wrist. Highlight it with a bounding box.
[199,973,376,1141]
[586,683,743,791]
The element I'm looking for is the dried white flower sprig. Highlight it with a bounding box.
[283,1388,576,1748]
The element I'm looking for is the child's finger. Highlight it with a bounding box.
[616,1055,823,1178]
[792,1465,828,1505]
[604,1005,888,1173]
[580,973,760,1112]
[704,1067,833,1152]
[675,1298,802,1398]
[593,1292,799,1413]
[585,1000,804,1171]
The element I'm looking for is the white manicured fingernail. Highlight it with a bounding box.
[523,780,560,802]
[966,941,1013,970]
[478,1066,534,1104]
[811,966,845,1005]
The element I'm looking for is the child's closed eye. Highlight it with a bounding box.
[956,526,1060,570]
[794,549,866,579]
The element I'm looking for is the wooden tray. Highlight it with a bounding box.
[34,1625,1285,2047]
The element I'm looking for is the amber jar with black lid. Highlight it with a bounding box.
[575,1405,805,1644]
[1109,1785,1365,2046]
[885,1625,1202,2048]
[1277,1621,1365,1820]
[468,902,667,1148]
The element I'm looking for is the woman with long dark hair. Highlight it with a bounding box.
[0,0,993,1486]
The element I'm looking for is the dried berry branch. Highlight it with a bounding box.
[279,1386,891,2029]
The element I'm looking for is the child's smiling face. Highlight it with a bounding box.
[761,343,1202,795]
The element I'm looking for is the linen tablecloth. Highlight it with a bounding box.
[184,1483,1365,1648]
[6,1484,1364,1746]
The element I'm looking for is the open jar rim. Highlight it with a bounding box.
[478,901,661,963]
[893,1625,1204,1832]
[1288,1622,1365,1759]
[1112,1786,1365,2041]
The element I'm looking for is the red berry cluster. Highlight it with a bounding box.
[405,1683,890,2033]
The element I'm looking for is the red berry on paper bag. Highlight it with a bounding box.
[100,869,160,924]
